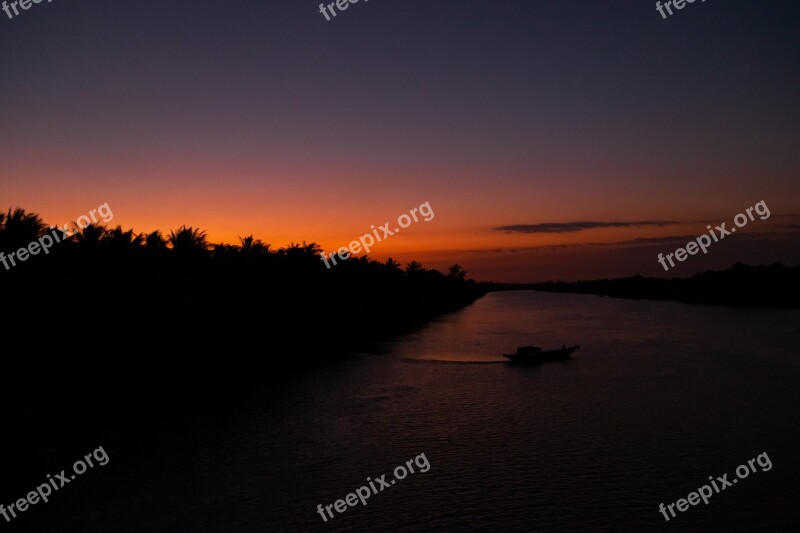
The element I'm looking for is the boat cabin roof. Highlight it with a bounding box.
[517,346,542,354]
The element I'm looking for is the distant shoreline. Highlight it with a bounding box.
[479,263,800,309]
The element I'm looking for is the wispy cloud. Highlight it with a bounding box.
[455,230,800,255]
[493,220,678,234]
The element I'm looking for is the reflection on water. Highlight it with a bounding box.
[388,290,800,368]
[24,291,800,532]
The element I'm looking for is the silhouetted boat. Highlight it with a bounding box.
[503,345,579,364]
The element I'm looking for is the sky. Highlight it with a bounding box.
[1,0,799,282]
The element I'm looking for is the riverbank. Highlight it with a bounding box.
[483,263,800,309]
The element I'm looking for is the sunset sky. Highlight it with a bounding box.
[2,0,799,281]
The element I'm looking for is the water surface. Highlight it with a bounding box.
[22,291,800,532]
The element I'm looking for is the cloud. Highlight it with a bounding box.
[493,220,678,234]
[455,230,800,255]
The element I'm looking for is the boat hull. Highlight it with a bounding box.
[503,345,579,364]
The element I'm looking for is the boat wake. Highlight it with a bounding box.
[398,357,507,365]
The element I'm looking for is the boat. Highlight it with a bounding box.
[503,345,579,364]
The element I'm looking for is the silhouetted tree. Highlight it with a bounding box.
[103,226,143,251]
[405,261,423,273]
[0,206,490,383]
[448,264,466,281]
[0,208,45,251]
[279,241,321,258]
[385,258,401,270]
[169,226,209,255]
[239,235,270,254]
[145,230,168,252]
[73,224,107,251]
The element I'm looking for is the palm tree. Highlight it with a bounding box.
[447,264,466,281]
[239,235,270,254]
[103,226,143,250]
[0,208,46,251]
[168,226,209,254]
[385,258,401,271]
[145,230,167,252]
[212,243,239,259]
[405,261,423,273]
[280,241,321,258]
[73,223,107,250]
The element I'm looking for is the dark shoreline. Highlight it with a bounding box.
[2,282,489,496]
[0,213,490,468]
[480,263,800,309]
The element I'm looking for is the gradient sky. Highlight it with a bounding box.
[2,0,799,281]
